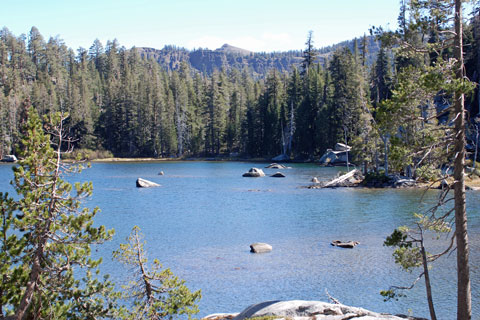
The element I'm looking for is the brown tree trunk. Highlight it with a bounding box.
[453,1,471,319]
[421,244,437,320]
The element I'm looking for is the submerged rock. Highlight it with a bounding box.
[331,240,360,248]
[270,172,286,178]
[136,178,161,188]
[250,242,272,253]
[242,168,266,177]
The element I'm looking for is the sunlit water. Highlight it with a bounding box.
[0,161,479,319]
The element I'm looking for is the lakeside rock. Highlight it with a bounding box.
[203,300,425,320]
[331,240,360,248]
[250,242,272,253]
[272,154,289,162]
[265,163,290,169]
[319,143,352,166]
[270,172,286,178]
[136,178,161,188]
[1,154,17,162]
[242,168,266,177]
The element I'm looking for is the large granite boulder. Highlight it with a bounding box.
[250,242,272,253]
[231,300,422,320]
[136,178,161,188]
[242,168,265,177]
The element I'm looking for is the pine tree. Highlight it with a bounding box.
[113,226,201,320]
[0,106,115,319]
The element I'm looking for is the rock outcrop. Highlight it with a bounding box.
[319,144,352,166]
[242,168,266,177]
[136,178,161,188]
[204,300,425,320]
[250,243,272,253]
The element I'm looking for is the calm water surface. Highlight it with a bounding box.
[0,161,479,319]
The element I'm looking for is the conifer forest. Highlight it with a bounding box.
[0,4,479,179]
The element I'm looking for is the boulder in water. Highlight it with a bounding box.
[265,163,288,169]
[136,178,161,188]
[242,168,265,177]
[250,242,272,253]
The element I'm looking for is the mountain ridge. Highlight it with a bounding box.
[137,36,380,78]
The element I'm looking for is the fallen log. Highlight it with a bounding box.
[322,169,363,188]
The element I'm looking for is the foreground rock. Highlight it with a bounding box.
[136,178,161,188]
[205,300,425,320]
[242,168,266,177]
[331,240,360,248]
[250,242,272,253]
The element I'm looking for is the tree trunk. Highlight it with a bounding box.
[453,1,471,319]
[421,243,437,320]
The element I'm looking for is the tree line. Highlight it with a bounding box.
[0,9,478,173]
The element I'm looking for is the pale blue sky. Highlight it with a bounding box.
[2,0,400,52]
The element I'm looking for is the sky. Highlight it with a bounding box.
[1,0,400,53]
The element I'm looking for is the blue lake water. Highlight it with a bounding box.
[0,161,479,319]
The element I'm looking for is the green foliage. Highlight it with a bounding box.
[62,148,114,160]
[113,226,201,320]
[362,171,391,185]
[0,107,116,319]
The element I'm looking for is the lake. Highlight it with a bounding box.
[0,161,478,319]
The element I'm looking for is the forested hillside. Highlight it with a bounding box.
[1,2,480,178]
